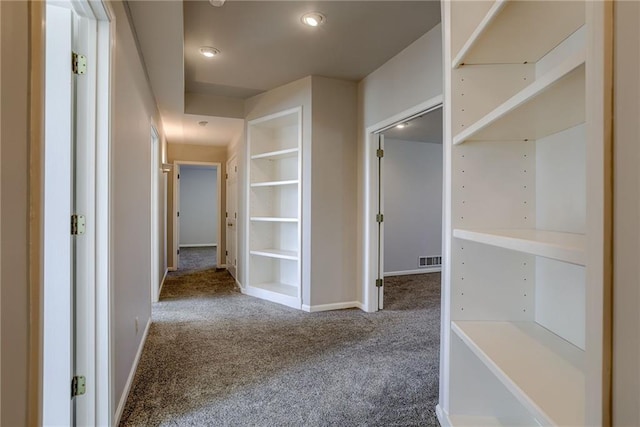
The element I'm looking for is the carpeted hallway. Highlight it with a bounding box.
[119,249,441,426]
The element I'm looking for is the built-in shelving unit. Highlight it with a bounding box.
[453,228,585,266]
[440,1,610,426]
[246,107,302,309]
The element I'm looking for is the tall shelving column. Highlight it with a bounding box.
[246,107,302,309]
[439,1,611,426]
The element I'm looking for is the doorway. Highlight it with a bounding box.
[42,0,111,425]
[376,107,444,309]
[173,161,222,270]
[362,96,443,312]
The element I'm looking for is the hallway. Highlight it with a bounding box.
[119,263,441,426]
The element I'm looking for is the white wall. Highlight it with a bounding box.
[179,166,218,246]
[111,0,167,419]
[383,139,442,275]
[357,24,443,306]
[359,25,443,129]
[310,76,358,306]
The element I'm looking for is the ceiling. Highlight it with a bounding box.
[127,1,441,146]
[383,107,442,143]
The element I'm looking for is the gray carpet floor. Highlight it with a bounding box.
[120,249,441,426]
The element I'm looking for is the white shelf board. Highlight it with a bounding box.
[452,0,508,69]
[250,179,298,188]
[453,0,584,67]
[250,217,298,223]
[454,50,585,145]
[453,228,585,266]
[250,249,298,261]
[452,321,585,427]
[449,415,539,427]
[251,281,298,297]
[251,148,299,160]
[244,282,300,309]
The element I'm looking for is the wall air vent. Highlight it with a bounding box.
[419,256,442,268]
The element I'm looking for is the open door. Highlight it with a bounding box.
[226,156,238,278]
[173,163,181,269]
[43,0,111,424]
[376,133,385,310]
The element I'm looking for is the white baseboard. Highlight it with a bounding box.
[158,268,169,296]
[114,317,151,425]
[168,266,177,272]
[384,267,441,277]
[179,243,217,248]
[301,301,361,313]
[435,404,451,427]
[217,263,227,268]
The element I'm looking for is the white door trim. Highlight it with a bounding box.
[362,95,443,313]
[225,154,238,278]
[43,4,73,424]
[173,161,222,269]
[150,125,160,302]
[41,0,112,425]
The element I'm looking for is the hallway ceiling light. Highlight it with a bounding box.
[198,121,209,126]
[301,12,326,27]
[396,123,408,129]
[199,47,220,58]
[209,0,225,6]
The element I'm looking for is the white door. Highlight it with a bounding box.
[174,163,181,269]
[226,156,238,278]
[43,4,74,424]
[150,127,160,301]
[376,133,385,310]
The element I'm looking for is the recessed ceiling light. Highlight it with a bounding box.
[209,0,225,6]
[396,123,408,129]
[301,12,326,27]
[198,121,209,127]
[199,47,220,58]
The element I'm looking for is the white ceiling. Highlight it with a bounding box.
[127,1,442,147]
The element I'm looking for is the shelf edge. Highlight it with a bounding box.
[453,49,586,145]
[453,228,586,266]
[452,0,509,69]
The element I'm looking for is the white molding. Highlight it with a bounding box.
[114,317,151,426]
[301,301,361,313]
[435,404,451,427]
[167,267,177,272]
[179,243,217,248]
[158,269,169,297]
[218,263,227,268]
[384,267,441,277]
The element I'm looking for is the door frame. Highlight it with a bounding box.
[150,125,160,302]
[173,160,222,269]
[362,95,443,313]
[36,0,112,424]
[225,154,238,278]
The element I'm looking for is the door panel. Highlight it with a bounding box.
[174,163,181,269]
[43,4,73,425]
[226,156,238,278]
